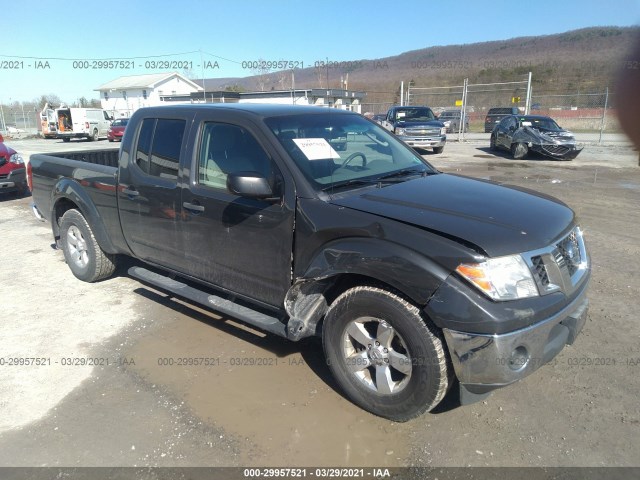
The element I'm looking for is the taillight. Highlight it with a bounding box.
[27,161,33,192]
[85,122,89,129]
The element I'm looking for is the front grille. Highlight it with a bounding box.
[542,144,571,156]
[556,230,581,276]
[406,128,440,136]
[0,174,8,180]
[526,227,588,296]
[531,256,550,286]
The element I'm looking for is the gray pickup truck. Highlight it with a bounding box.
[29,104,590,421]
[382,105,447,153]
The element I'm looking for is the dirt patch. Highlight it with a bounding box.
[125,291,413,466]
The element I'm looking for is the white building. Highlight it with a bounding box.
[95,72,202,118]
[97,73,365,116]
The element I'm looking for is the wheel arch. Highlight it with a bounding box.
[299,237,450,307]
[50,178,118,254]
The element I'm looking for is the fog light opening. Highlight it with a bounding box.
[508,346,530,371]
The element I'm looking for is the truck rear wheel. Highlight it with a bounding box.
[59,209,116,282]
[433,146,444,154]
[322,286,450,421]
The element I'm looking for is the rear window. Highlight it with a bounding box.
[488,108,513,115]
[133,118,185,180]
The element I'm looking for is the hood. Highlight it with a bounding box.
[395,120,444,128]
[524,126,576,143]
[0,142,16,168]
[0,142,16,157]
[329,173,575,257]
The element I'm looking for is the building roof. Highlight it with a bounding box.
[95,72,203,91]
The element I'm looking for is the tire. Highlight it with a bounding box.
[62,137,71,143]
[322,286,450,422]
[59,209,117,282]
[511,142,528,159]
[433,146,444,154]
[489,134,497,151]
[108,138,114,142]
[88,129,99,142]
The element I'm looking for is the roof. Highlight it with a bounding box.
[95,72,203,91]
[131,103,359,118]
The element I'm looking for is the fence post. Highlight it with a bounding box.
[525,72,532,114]
[598,87,609,146]
[459,78,468,142]
[400,81,404,106]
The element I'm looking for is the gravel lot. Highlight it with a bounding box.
[0,135,638,470]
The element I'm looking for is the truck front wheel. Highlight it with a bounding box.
[433,146,444,154]
[322,286,450,421]
[59,209,116,282]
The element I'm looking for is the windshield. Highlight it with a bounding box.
[520,117,561,131]
[112,119,129,127]
[265,113,436,191]
[394,108,435,122]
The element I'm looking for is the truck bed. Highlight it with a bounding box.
[39,148,120,168]
[30,148,121,229]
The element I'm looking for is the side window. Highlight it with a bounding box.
[135,118,155,173]
[150,119,185,180]
[198,123,276,191]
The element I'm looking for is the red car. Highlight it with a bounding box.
[0,133,27,195]
[107,118,129,142]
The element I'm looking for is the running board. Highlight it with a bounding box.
[128,266,288,338]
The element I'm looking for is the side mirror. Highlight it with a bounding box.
[227,172,274,199]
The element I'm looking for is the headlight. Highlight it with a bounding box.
[440,127,447,136]
[456,254,538,301]
[395,128,405,136]
[10,153,24,165]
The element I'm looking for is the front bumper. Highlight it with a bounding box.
[531,143,584,160]
[442,288,589,395]
[398,135,446,149]
[0,167,26,191]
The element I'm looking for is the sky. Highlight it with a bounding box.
[1,0,639,104]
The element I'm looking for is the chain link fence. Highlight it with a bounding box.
[530,89,616,134]
[0,103,40,137]
[402,76,616,141]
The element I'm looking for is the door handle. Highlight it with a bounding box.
[183,201,205,213]
[122,188,139,198]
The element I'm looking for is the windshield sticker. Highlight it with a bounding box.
[521,121,532,126]
[397,112,406,119]
[292,138,341,160]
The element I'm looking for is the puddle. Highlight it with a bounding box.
[126,294,412,466]
[487,162,531,170]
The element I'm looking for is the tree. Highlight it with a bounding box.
[251,58,272,92]
[75,97,89,108]
[37,94,62,109]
